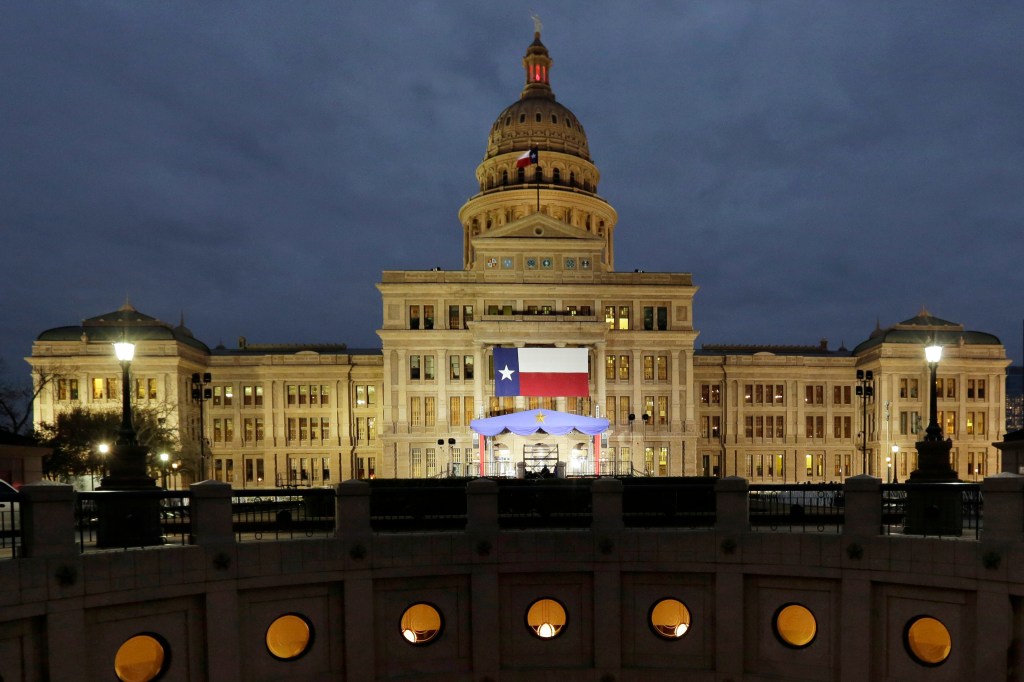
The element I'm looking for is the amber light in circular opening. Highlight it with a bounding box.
[650,598,691,639]
[773,603,817,648]
[905,616,952,666]
[113,634,168,682]
[401,603,443,645]
[526,598,567,639]
[266,614,313,660]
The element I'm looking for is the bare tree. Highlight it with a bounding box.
[0,359,64,436]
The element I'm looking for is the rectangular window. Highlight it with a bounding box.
[900,378,908,399]
[643,306,654,330]
[426,447,437,476]
[775,416,785,439]
[463,305,474,328]
[410,355,421,380]
[618,306,630,330]
[618,355,629,381]
[411,448,422,477]
[409,305,420,329]
[643,356,654,380]
[424,397,436,427]
[423,305,434,330]
[755,416,764,438]
[450,355,460,380]
[224,418,234,442]
[605,355,615,381]
[299,385,308,405]
[978,379,986,399]
[425,355,436,381]
[410,398,422,426]
[657,355,668,381]
[967,379,975,400]
[287,384,297,405]
[945,378,956,399]
[463,355,474,380]
[244,418,254,443]
[744,385,753,404]
[298,417,308,441]
[745,416,753,438]
[463,398,473,427]
[657,396,668,425]
[255,417,264,442]
[226,460,234,482]
[619,396,630,424]
[450,397,461,426]
[657,306,667,330]
[449,304,460,330]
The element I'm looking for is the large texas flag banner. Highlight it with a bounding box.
[493,347,589,397]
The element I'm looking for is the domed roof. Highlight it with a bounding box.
[36,301,210,352]
[852,308,1002,354]
[484,31,590,161]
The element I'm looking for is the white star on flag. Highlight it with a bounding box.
[499,365,515,381]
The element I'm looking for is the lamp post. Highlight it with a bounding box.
[891,444,899,484]
[159,452,169,488]
[97,339,163,547]
[855,369,874,475]
[905,341,960,535]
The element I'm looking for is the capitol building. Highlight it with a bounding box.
[27,30,1009,489]
[6,27,1024,682]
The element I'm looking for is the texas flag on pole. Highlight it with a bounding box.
[515,147,539,168]
[493,347,589,397]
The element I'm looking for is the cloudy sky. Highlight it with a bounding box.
[3,1,1023,382]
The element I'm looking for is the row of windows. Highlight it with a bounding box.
[605,354,670,382]
[55,377,160,402]
[410,355,476,382]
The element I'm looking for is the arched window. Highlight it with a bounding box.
[552,168,561,184]
[517,168,525,184]
[535,112,542,123]
[551,114,557,124]
[569,171,576,187]
[502,170,509,186]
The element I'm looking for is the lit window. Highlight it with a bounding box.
[650,598,691,639]
[113,633,168,682]
[904,616,952,666]
[266,614,314,660]
[400,603,443,645]
[526,598,567,639]
[773,603,817,648]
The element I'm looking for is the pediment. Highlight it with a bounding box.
[481,213,593,240]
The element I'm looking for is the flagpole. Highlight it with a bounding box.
[535,165,541,213]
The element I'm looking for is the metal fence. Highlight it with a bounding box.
[0,492,20,559]
[231,488,335,542]
[496,479,592,529]
[621,478,716,528]
[749,484,845,533]
[368,480,468,531]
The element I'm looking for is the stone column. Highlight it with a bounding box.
[19,482,77,558]
[190,480,234,546]
[590,477,624,534]
[842,475,881,538]
[981,473,1024,543]
[714,476,749,535]
[335,480,372,545]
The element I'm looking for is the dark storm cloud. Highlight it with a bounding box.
[2,1,1023,383]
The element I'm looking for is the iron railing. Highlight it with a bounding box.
[76,490,191,552]
[621,478,716,528]
[496,479,592,529]
[880,482,982,539]
[231,488,335,542]
[749,484,845,533]
[0,492,21,559]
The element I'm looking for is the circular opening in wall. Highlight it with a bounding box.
[904,616,952,666]
[649,598,691,639]
[773,603,817,648]
[266,613,314,661]
[400,603,443,645]
[534,227,544,235]
[113,633,169,682]
[526,598,567,639]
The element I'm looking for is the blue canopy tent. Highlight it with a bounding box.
[469,409,610,476]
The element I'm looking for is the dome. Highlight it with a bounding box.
[486,98,589,160]
[484,31,591,161]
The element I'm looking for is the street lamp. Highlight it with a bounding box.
[924,343,943,442]
[855,369,874,475]
[113,341,137,446]
[96,338,163,547]
[159,452,169,488]
[905,340,959,535]
[891,444,899,484]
